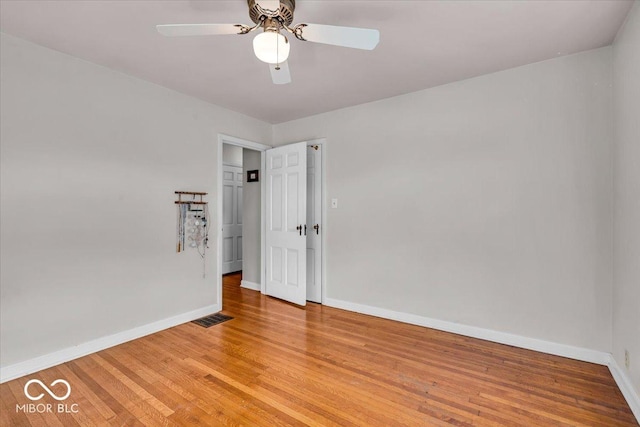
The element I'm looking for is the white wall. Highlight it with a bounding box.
[613,2,640,395]
[273,47,614,352]
[0,33,271,367]
[242,149,262,285]
[223,144,243,167]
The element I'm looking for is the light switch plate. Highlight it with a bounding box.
[331,198,338,209]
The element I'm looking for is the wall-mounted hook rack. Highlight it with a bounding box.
[175,191,208,205]
[175,192,210,270]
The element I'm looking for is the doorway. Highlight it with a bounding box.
[216,135,271,308]
[216,135,326,309]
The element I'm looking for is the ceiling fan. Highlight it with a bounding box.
[156,0,380,85]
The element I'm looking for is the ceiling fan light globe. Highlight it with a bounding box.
[253,31,290,64]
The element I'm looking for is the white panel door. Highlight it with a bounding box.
[265,142,307,306]
[306,145,322,303]
[222,165,243,274]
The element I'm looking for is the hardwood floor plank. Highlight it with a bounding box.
[67,358,131,424]
[56,362,117,423]
[6,375,66,427]
[74,355,170,426]
[91,353,174,417]
[184,358,316,426]
[2,380,33,427]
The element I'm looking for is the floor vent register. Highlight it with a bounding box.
[192,313,234,328]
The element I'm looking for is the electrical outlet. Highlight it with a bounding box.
[625,350,630,369]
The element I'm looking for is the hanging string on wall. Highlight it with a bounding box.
[175,191,210,278]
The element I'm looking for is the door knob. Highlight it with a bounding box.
[296,225,302,236]
[304,225,307,236]
[313,224,320,235]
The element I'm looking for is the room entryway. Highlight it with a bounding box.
[217,135,325,310]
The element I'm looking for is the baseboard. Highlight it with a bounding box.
[0,303,221,384]
[608,355,640,422]
[240,280,261,291]
[323,298,610,365]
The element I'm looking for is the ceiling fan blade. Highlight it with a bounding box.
[156,24,246,37]
[270,61,291,85]
[296,23,380,50]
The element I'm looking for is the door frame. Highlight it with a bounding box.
[217,134,271,309]
[306,138,327,304]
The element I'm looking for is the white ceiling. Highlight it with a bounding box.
[0,0,633,124]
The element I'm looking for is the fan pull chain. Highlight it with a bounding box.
[276,30,280,70]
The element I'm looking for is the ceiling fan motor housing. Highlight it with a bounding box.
[248,0,295,27]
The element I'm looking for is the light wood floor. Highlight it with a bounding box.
[1,272,637,426]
